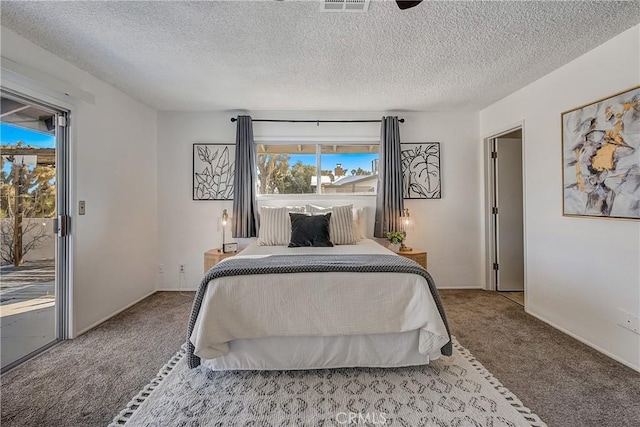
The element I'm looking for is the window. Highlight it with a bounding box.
[256,143,379,195]
[320,145,378,194]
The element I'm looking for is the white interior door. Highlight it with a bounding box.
[495,137,524,291]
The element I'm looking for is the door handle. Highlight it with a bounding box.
[56,215,70,237]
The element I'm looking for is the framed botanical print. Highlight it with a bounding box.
[401,142,441,199]
[193,143,235,200]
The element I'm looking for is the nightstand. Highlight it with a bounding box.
[204,249,239,273]
[397,249,427,269]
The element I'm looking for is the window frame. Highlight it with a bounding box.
[254,137,380,197]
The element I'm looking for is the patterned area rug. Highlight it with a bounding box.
[110,339,546,426]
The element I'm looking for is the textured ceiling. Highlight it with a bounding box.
[1,1,639,112]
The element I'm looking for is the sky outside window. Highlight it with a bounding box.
[291,148,379,174]
[288,153,380,173]
[1,123,55,148]
[320,153,378,175]
[1,123,56,175]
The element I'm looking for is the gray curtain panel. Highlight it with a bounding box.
[232,115,259,238]
[374,116,404,238]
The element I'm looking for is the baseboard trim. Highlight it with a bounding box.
[156,288,197,292]
[74,289,157,338]
[437,286,484,290]
[526,309,640,372]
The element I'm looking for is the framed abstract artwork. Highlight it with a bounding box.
[562,86,640,219]
[401,142,441,199]
[193,143,235,200]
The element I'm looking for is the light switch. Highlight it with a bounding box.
[79,200,86,215]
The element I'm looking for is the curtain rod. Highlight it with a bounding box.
[230,118,405,124]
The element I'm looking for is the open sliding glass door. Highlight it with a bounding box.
[0,89,70,372]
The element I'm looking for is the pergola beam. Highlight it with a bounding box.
[0,147,55,166]
[0,105,29,118]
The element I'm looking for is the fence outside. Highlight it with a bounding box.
[0,217,55,266]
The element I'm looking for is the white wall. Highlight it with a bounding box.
[157,110,481,290]
[1,27,159,336]
[480,25,640,370]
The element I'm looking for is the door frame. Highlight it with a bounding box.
[2,62,83,341]
[482,122,528,300]
[0,87,74,345]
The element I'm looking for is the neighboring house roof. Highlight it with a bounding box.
[330,174,377,186]
[311,174,377,187]
[310,176,334,186]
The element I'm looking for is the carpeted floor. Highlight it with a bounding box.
[442,290,640,427]
[1,290,639,427]
[0,292,194,427]
[499,291,524,306]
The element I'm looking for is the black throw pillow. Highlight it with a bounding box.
[288,213,334,248]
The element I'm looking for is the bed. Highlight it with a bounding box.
[187,238,452,371]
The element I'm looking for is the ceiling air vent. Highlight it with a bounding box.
[321,0,370,12]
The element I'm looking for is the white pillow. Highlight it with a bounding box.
[306,204,356,245]
[352,207,366,241]
[258,206,305,245]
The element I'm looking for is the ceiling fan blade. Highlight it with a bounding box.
[396,0,423,10]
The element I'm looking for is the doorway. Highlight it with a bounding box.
[485,128,525,306]
[0,90,70,371]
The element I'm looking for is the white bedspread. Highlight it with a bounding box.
[190,239,449,361]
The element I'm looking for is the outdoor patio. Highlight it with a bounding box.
[0,259,55,368]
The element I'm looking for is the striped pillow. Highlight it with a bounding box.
[258,206,305,245]
[352,207,366,241]
[306,204,356,245]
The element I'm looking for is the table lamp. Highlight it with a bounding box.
[400,208,414,252]
[221,209,229,252]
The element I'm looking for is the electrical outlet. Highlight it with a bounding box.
[618,308,640,335]
[179,264,185,273]
[158,264,164,274]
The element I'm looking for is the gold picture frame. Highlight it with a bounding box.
[561,86,640,220]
